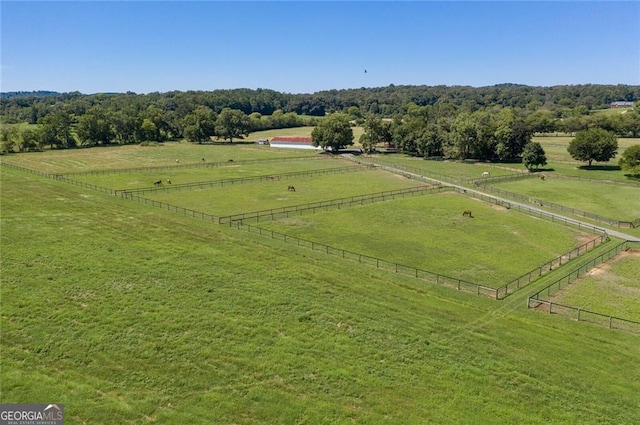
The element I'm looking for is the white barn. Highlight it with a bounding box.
[268,136,323,150]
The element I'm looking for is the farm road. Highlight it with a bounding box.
[345,155,640,242]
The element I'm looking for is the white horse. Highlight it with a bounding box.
[482,171,490,177]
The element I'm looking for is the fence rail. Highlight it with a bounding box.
[61,155,331,176]
[496,234,608,299]
[220,185,447,224]
[476,184,639,228]
[527,241,640,333]
[118,165,372,195]
[229,220,498,298]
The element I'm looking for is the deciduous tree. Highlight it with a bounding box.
[522,141,547,170]
[619,144,640,176]
[216,108,251,143]
[567,128,618,166]
[311,113,353,152]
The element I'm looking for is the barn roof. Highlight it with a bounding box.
[270,136,313,144]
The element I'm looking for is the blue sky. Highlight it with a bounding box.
[1,1,639,94]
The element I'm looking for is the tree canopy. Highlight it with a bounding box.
[311,113,353,152]
[619,144,640,176]
[567,128,618,166]
[522,141,547,170]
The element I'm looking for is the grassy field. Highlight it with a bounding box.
[490,177,640,221]
[548,249,640,322]
[70,157,350,189]
[2,144,640,424]
[259,192,594,287]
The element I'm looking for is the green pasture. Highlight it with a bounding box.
[69,157,350,189]
[549,250,640,322]
[144,169,427,216]
[260,192,596,287]
[490,177,640,221]
[533,136,640,177]
[2,147,640,424]
[366,155,523,180]
[0,141,321,174]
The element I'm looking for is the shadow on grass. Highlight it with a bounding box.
[623,173,640,182]
[577,165,622,171]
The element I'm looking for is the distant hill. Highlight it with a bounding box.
[0,91,60,99]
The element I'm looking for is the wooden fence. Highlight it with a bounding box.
[527,241,640,333]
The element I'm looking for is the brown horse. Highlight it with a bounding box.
[462,210,472,217]
[540,174,546,181]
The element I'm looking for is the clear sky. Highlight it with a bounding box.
[1,1,639,94]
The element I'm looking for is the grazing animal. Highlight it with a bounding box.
[175,159,179,163]
[482,171,490,177]
[288,185,296,192]
[202,158,205,162]
[540,174,546,181]
[228,159,234,162]
[154,180,162,185]
[166,179,171,184]
[462,210,473,217]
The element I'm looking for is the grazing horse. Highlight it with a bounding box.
[462,210,473,217]
[540,174,546,181]
[228,159,234,162]
[154,180,162,185]
[482,171,490,177]
[166,179,172,184]
[288,185,296,192]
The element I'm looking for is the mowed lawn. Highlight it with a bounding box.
[490,177,640,221]
[143,168,428,216]
[260,192,597,287]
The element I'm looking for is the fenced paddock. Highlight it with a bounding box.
[485,176,640,227]
[139,168,428,217]
[528,241,640,333]
[69,157,353,190]
[258,191,602,289]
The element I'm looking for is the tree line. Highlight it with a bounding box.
[1,85,639,169]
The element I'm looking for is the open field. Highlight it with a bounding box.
[366,155,523,180]
[0,142,320,174]
[547,249,640,322]
[490,177,640,221]
[2,144,640,424]
[144,169,427,216]
[259,192,594,287]
[70,157,349,189]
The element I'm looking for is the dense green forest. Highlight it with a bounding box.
[1,84,639,161]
